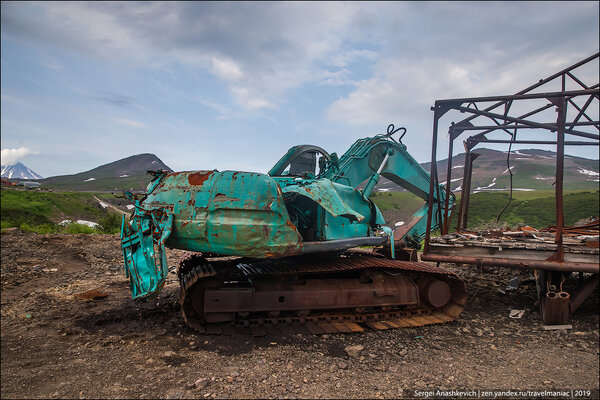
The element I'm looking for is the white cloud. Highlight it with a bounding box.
[112,117,145,128]
[210,57,243,81]
[230,86,276,111]
[1,147,39,165]
[40,62,64,70]
[327,2,599,128]
[1,2,371,111]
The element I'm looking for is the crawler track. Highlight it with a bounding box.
[178,251,466,335]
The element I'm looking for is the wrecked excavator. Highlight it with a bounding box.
[120,125,466,334]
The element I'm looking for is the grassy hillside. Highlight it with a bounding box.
[371,190,599,230]
[2,188,598,234]
[1,189,123,233]
[464,190,599,229]
[400,148,599,193]
[41,174,153,192]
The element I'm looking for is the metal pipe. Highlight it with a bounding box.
[443,138,454,235]
[553,98,567,262]
[466,88,599,144]
[461,152,479,230]
[424,107,440,254]
[302,236,385,254]
[449,53,599,140]
[469,140,597,146]
[454,105,596,139]
[436,88,598,106]
[567,93,596,132]
[455,148,470,231]
[420,253,599,273]
[362,152,390,198]
[450,121,600,130]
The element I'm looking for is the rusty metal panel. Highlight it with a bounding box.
[141,170,303,258]
[281,178,365,222]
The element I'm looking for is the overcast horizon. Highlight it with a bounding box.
[2,1,599,178]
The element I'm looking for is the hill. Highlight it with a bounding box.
[375,148,599,192]
[0,189,126,233]
[33,147,599,192]
[371,190,600,230]
[3,188,597,234]
[40,153,172,191]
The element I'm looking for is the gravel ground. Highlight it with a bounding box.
[1,229,598,399]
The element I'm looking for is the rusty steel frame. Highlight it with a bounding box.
[421,53,600,325]
[423,52,599,264]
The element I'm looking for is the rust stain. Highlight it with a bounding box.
[212,193,241,203]
[262,225,270,238]
[285,219,301,235]
[188,171,213,186]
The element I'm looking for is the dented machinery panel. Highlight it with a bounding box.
[143,170,303,258]
[280,178,382,240]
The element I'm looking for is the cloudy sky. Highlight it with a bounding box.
[1,1,598,177]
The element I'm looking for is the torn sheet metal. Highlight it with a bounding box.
[281,178,365,222]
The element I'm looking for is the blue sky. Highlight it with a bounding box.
[1,1,598,178]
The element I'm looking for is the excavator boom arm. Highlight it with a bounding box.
[320,132,454,243]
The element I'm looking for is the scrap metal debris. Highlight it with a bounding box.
[505,277,520,292]
[430,220,600,254]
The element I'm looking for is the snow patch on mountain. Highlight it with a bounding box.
[473,188,534,193]
[474,178,497,191]
[578,168,599,177]
[441,177,463,185]
[83,177,96,182]
[577,168,599,182]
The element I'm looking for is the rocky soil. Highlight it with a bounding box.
[1,229,598,399]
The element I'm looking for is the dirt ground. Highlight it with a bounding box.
[1,229,598,399]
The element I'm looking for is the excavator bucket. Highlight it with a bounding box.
[121,209,173,300]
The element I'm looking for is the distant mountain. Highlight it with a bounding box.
[1,162,43,180]
[36,148,599,193]
[41,153,172,191]
[374,148,599,193]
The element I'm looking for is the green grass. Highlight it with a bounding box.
[461,190,599,229]
[3,187,598,235]
[371,190,599,230]
[370,191,424,211]
[1,189,123,234]
[61,223,100,234]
